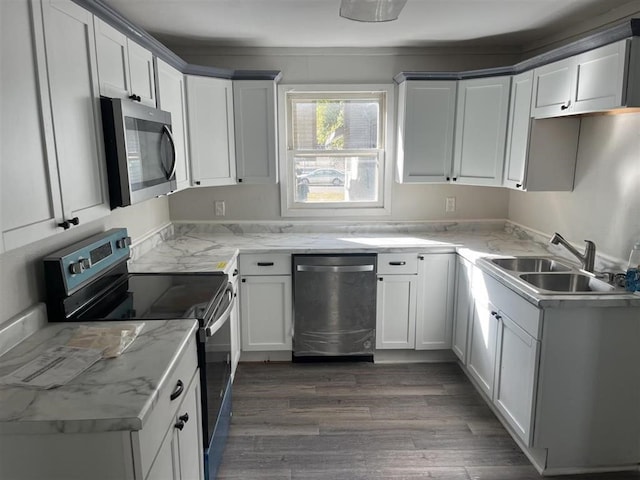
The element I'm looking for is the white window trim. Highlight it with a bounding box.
[278,84,394,218]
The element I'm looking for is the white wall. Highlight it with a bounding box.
[0,197,170,324]
[509,112,640,263]
[169,47,515,222]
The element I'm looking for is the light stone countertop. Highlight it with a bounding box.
[0,319,197,435]
[128,222,640,308]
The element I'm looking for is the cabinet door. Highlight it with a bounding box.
[572,40,627,114]
[1,0,64,251]
[467,295,499,399]
[186,76,237,187]
[146,424,179,480]
[503,71,533,190]
[94,17,130,100]
[451,256,473,363]
[494,312,540,446]
[376,274,417,349]
[156,59,190,191]
[127,40,156,107]
[453,76,510,186]
[531,57,576,118]
[41,0,110,226]
[240,275,292,351]
[234,80,278,184]
[174,376,204,480]
[396,81,457,183]
[415,254,455,350]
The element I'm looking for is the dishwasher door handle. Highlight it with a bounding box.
[296,264,375,273]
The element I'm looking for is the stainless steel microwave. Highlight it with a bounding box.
[100,97,177,209]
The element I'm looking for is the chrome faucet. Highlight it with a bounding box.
[549,232,596,273]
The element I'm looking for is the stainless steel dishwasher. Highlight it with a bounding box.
[293,254,377,359]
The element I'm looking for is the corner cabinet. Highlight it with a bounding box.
[186,75,237,187]
[233,80,278,184]
[156,59,191,191]
[395,81,457,183]
[239,254,292,351]
[532,38,640,118]
[452,76,510,186]
[502,71,580,192]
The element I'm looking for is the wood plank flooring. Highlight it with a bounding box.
[218,362,640,480]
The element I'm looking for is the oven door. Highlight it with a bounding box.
[199,283,233,449]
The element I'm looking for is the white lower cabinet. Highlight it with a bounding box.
[239,254,292,352]
[451,255,473,363]
[494,312,539,446]
[376,274,418,349]
[415,253,455,349]
[466,295,499,399]
[146,373,203,480]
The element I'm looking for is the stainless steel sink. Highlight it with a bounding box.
[518,273,619,294]
[490,257,573,273]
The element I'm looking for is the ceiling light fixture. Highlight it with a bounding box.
[339,0,408,22]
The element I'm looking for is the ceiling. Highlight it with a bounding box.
[102,0,640,49]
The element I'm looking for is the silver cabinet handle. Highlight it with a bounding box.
[296,265,374,273]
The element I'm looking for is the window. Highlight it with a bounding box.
[278,85,393,217]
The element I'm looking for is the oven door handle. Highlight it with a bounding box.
[202,285,234,338]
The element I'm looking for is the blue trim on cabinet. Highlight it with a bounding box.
[395,19,640,83]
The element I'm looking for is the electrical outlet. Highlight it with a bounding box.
[215,200,226,216]
[445,196,456,213]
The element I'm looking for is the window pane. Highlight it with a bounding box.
[291,98,379,150]
[293,155,379,203]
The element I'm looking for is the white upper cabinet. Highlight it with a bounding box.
[186,75,237,187]
[40,0,110,228]
[94,17,156,107]
[396,81,457,183]
[1,0,63,251]
[452,76,511,186]
[234,80,278,184]
[503,71,580,191]
[156,59,190,191]
[532,39,640,118]
[530,57,575,118]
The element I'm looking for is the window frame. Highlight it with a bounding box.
[278,84,394,217]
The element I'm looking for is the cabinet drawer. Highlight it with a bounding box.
[482,272,542,339]
[133,335,198,478]
[240,253,291,275]
[378,253,419,275]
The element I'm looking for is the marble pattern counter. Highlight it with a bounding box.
[0,319,197,435]
[128,221,640,308]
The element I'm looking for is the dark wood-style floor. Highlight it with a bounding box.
[218,362,640,480]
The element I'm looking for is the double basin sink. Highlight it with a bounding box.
[486,257,625,295]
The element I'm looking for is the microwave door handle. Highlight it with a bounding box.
[162,124,177,180]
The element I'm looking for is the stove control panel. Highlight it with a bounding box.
[44,228,131,296]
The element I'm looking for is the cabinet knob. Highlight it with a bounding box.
[129,94,142,102]
[241,278,246,283]
[418,255,424,260]
[561,103,570,110]
[178,413,189,423]
[233,269,239,276]
[452,177,458,182]
[69,217,79,226]
[174,420,185,431]
[490,311,498,317]
[58,220,71,230]
[238,178,243,183]
[194,181,201,186]
[378,277,383,281]
[446,176,451,181]
[515,183,522,189]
